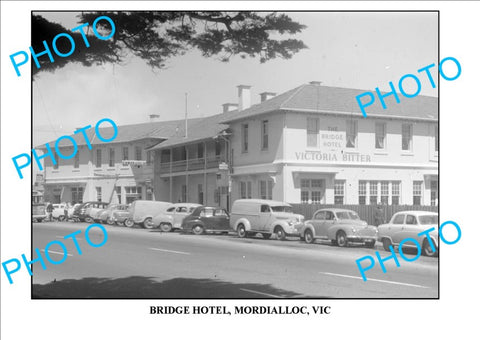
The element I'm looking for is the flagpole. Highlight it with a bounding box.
[185,92,188,138]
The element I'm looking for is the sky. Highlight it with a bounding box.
[33,11,438,146]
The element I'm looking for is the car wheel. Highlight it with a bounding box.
[237,224,247,238]
[336,231,348,247]
[58,215,65,222]
[143,217,154,229]
[304,229,314,244]
[422,239,437,257]
[85,217,94,224]
[275,226,286,241]
[382,238,393,251]
[365,240,376,248]
[160,223,172,232]
[107,218,115,225]
[262,233,271,239]
[192,225,204,235]
[124,219,135,228]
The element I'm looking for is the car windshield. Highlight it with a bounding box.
[419,215,438,225]
[271,206,293,213]
[336,211,360,220]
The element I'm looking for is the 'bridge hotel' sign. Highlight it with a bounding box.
[295,127,372,163]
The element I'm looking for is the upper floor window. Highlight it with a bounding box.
[53,152,59,170]
[74,151,80,168]
[122,147,129,160]
[109,148,115,167]
[135,146,142,161]
[96,149,102,168]
[146,151,152,165]
[197,143,204,159]
[307,117,319,147]
[261,120,269,150]
[375,122,386,149]
[241,124,249,153]
[402,123,413,151]
[346,120,357,148]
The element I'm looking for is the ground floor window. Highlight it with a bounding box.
[413,181,422,205]
[181,185,187,202]
[259,179,273,200]
[430,180,438,206]
[96,187,102,202]
[71,187,84,204]
[240,181,252,199]
[359,180,401,205]
[125,186,142,204]
[301,178,324,204]
[334,180,345,204]
[115,186,122,204]
[198,184,204,204]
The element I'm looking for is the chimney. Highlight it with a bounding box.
[237,85,251,111]
[149,114,160,122]
[309,81,322,86]
[260,92,276,102]
[222,103,239,113]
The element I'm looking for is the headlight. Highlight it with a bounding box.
[288,221,294,226]
[352,228,356,233]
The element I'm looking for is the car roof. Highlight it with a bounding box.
[393,210,438,216]
[314,208,357,214]
[234,199,291,206]
[171,203,202,207]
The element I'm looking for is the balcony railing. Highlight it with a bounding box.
[159,155,223,174]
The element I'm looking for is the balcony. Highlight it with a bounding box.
[159,156,223,174]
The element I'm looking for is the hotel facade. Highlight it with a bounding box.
[38,82,438,209]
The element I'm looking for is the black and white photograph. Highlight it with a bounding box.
[29,10,439,299]
[1,1,478,339]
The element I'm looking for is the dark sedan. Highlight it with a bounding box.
[181,206,231,235]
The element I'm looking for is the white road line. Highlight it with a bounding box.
[148,247,190,255]
[239,288,283,298]
[42,250,73,257]
[320,272,429,289]
[56,236,82,240]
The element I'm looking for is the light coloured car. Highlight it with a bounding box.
[152,203,202,232]
[32,203,47,222]
[124,200,172,228]
[52,203,68,221]
[98,204,129,225]
[300,208,377,247]
[229,199,304,240]
[377,210,439,257]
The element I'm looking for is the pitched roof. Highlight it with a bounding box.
[38,118,203,149]
[147,110,237,150]
[220,83,438,123]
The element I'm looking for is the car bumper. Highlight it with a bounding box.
[347,235,376,243]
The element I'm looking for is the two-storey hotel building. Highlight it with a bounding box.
[38,82,438,209]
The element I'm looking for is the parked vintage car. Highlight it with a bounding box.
[124,200,172,228]
[230,199,304,240]
[73,201,109,222]
[32,203,47,222]
[181,206,230,235]
[377,210,439,257]
[300,208,377,247]
[98,204,130,225]
[151,203,202,231]
[52,203,68,221]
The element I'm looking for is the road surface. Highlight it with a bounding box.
[31,221,438,298]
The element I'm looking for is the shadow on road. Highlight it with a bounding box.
[32,276,324,299]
